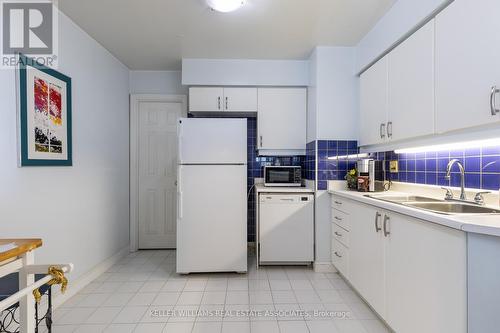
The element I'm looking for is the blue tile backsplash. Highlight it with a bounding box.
[316,140,358,190]
[247,118,305,242]
[369,148,500,191]
[307,140,500,192]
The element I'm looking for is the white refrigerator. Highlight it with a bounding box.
[176,118,248,274]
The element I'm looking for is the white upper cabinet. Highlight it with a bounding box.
[360,20,435,147]
[257,88,307,153]
[222,87,257,112]
[360,56,389,146]
[189,87,224,112]
[189,87,257,112]
[435,0,500,133]
[388,20,435,141]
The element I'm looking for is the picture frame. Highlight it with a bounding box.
[17,54,72,166]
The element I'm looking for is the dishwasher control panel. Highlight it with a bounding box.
[259,194,313,204]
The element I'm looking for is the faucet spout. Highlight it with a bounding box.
[446,159,467,200]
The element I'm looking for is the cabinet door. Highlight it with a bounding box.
[223,88,257,112]
[257,88,307,151]
[189,87,224,112]
[385,212,467,333]
[435,0,500,133]
[349,203,386,317]
[359,56,388,146]
[388,20,435,141]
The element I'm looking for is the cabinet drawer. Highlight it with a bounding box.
[332,209,350,231]
[331,196,355,214]
[332,240,349,277]
[332,223,350,247]
[332,197,346,211]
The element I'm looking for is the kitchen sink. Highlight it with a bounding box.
[364,193,500,215]
[403,202,500,215]
[364,194,441,203]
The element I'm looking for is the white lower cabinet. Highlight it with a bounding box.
[385,212,467,333]
[331,196,467,333]
[349,204,386,317]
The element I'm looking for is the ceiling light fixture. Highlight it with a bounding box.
[394,138,500,154]
[206,0,246,13]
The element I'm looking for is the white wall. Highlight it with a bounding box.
[308,47,358,142]
[307,47,358,265]
[356,0,452,72]
[130,70,187,95]
[0,12,130,280]
[182,58,309,86]
[316,47,358,141]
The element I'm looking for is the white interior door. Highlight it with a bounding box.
[138,100,182,249]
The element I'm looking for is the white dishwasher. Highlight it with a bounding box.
[259,193,314,264]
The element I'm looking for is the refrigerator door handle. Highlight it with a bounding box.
[177,122,183,163]
[177,166,182,220]
[178,192,183,220]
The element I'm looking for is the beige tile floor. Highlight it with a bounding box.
[48,250,391,333]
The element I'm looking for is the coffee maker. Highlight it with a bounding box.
[356,159,385,192]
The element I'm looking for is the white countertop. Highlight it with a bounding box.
[329,188,500,237]
[255,184,315,193]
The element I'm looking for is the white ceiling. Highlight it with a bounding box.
[58,0,396,70]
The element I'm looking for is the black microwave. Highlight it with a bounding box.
[264,166,302,187]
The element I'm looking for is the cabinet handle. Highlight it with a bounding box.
[334,252,342,258]
[380,123,386,139]
[490,86,500,115]
[218,96,221,110]
[259,135,263,147]
[383,215,391,237]
[374,212,382,233]
[334,201,342,205]
[334,232,342,237]
[334,216,343,221]
[225,97,229,110]
[387,122,393,138]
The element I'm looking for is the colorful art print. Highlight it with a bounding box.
[18,54,72,166]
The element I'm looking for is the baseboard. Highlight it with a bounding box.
[313,261,337,273]
[51,245,130,309]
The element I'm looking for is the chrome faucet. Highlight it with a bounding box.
[445,159,467,200]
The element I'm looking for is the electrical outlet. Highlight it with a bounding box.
[390,160,399,173]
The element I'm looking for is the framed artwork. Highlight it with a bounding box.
[17,54,72,166]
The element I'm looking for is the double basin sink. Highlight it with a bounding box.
[364,194,500,215]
